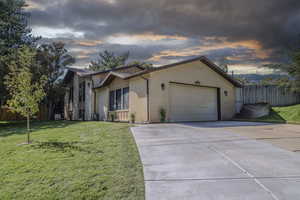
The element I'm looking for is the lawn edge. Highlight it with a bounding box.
[232,118,300,125]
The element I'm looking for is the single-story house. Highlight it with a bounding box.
[63,56,242,123]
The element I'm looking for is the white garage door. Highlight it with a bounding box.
[169,83,218,122]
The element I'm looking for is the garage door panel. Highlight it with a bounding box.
[169,84,218,122]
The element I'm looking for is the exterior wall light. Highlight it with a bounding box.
[161,83,165,91]
[224,91,228,96]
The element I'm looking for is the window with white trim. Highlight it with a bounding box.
[109,87,129,111]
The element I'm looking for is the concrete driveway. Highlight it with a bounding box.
[131,121,300,200]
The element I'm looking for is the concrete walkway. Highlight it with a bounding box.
[131,121,300,200]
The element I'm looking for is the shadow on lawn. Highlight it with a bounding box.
[257,109,287,123]
[31,141,96,153]
[0,120,81,137]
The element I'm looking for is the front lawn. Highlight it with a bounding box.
[0,121,144,200]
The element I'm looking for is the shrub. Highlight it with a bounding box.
[109,112,116,122]
[159,108,166,122]
[130,113,136,124]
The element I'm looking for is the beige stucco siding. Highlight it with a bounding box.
[129,77,148,123]
[84,78,93,120]
[72,74,79,120]
[148,60,236,122]
[95,87,109,120]
[109,77,129,90]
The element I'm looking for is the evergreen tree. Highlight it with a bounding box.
[0,0,39,105]
[89,50,129,71]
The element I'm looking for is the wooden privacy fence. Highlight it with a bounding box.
[236,85,300,107]
[0,105,49,121]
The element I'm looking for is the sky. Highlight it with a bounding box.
[26,0,300,74]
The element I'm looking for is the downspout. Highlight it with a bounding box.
[141,76,150,123]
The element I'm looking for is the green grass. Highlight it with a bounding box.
[0,121,144,200]
[236,104,300,124]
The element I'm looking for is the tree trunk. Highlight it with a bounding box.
[27,114,30,144]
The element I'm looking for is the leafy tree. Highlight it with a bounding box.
[35,42,75,120]
[0,0,39,105]
[89,50,129,71]
[260,77,290,86]
[235,77,250,85]
[129,60,154,70]
[263,47,300,90]
[4,46,46,144]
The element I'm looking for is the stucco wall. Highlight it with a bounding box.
[64,87,71,120]
[148,60,236,122]
[72,74,79,120]
[84,78,93,120]
[95,87,109,120]
[129,77,148,123]
[109,77,129,90]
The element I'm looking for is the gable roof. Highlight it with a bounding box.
[63,67,93,84]
[94,70,148,89]
[63,64,145,84]
[124,56,243,87]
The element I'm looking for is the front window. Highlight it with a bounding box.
[109,87,129,111]
[79,81,85,103]
[109,91,115,111]
[116,89,122,110]
[123,87,129,109]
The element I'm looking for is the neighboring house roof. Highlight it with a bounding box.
[124,56,243,87]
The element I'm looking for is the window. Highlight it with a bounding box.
[79,82,86,103]
[83,82,86,102]
[109,91,115,111]
[109,87,130,111]
[116,89,122,110]
[123,87,129,109]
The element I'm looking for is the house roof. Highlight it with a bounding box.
[123,56,243,87]
[63,64,145,84]
[93,70,148,89]
[65,67,93,75]
[63,67,93,84]
[67,56,243,88]
[81,64,145,77]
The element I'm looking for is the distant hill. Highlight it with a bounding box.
[234,74,290,84]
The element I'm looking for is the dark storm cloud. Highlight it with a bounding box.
[27,0,300,72]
